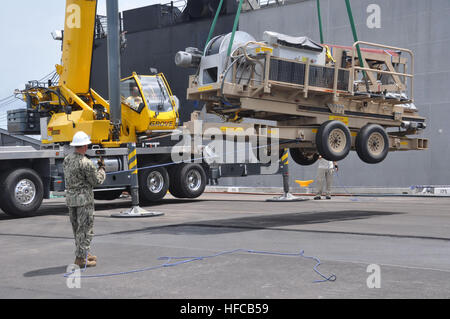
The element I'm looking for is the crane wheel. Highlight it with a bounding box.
[289,149,319,166]
[356,124,389,164]
[138,166,169,202]
[168,165,185,198]
[0,168,44,218]
[316,120,351,161]
[169,163,206,199]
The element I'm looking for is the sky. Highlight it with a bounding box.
[0,0,168,127]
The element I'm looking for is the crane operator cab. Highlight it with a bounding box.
[120,72,179,133]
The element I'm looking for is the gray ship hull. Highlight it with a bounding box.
[91,0,447,190]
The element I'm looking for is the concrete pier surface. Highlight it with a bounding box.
[0,193,449,299]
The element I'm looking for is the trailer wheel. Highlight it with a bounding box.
[0,168,44,217]
[138,166,169,202]
[316,120,351,161]
[289,149,319,166]
[356,124,389,164]
[169,163,206,199]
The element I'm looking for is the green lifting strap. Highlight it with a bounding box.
[227,0,245,58]
[316,0,324,44]
[344,0,364,68]
[344,0,370,90]
[204,0,225,56]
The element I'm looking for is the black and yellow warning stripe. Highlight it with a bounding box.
[281,149,289,165]
[128,145,138,175]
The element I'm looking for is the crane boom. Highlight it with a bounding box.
[58,0,97,94]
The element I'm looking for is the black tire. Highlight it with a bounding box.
[168,165,185,198]
[356,124,389,164]
[94,190,123,200]
[289,149,319,166]
[316,120,351,161]
[0,168,44,217]
[169,163,206,199]
[0,170,9,213]
[138,166,169,202]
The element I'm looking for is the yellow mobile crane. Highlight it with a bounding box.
[2,0,282,217]
[17,0,179,146]
[1,0,190,217]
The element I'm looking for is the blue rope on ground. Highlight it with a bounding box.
[63,248,336,283]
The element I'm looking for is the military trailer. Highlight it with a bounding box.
[176,30,428,165]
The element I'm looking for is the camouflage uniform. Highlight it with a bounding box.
[63,152,106,259]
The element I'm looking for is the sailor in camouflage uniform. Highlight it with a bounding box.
[64,131,106,268]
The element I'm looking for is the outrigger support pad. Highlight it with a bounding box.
[266,192,309,202]
[111,206,164,218]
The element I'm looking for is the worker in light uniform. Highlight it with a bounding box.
[314,155,338,200]
[125,85,143,109]
[63,131,106,268]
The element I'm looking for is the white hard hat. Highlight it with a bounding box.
[70,131,92,147]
